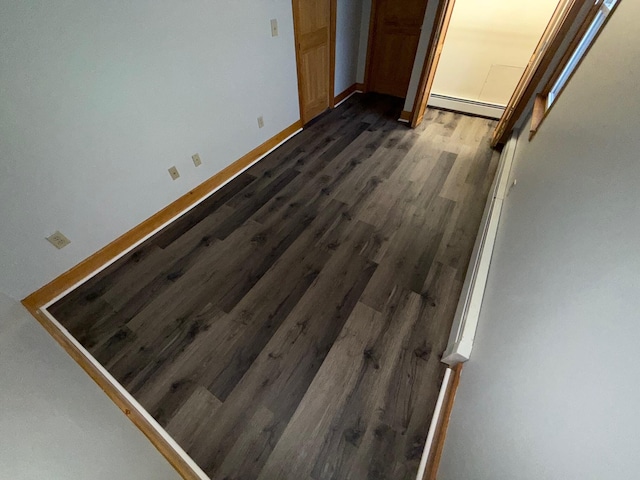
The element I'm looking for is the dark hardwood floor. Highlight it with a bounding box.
[50,94,498,480]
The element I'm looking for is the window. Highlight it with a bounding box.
[530,0,619,138]
[547,0,618,108]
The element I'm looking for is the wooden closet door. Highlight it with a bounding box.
[293,0,332,124]
[367,0,430,98]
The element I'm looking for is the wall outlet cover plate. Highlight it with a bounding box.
[168,166,180,180]
[46,231,71,249]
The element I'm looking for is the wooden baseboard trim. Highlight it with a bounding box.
[355,82,365,92]
[334,83,358,106]
[20,119,303,479]
[423,364,463,480]
[399,110,413,122]
[24,305,207,479]
[22,119,303,312]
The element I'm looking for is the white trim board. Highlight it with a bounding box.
[428,93,505,119]
[41,127,303,310]
[442,132,518,366]
[38,307,211,480]
[36,126,304,480]
[415,368,453,480]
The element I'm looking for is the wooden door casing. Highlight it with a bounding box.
[366,0,430,99]
[411,0,456,128]
[293,0,334,124]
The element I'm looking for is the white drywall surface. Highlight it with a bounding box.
[0,292,180,479]
[0,1,300,300]
[356,0,372,84]
[358,0,442,110]
[432,0,558,105]
[439,1,640,478]
[335,0,364,94]
[403,0,440,112]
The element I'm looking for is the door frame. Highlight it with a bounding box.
[409,0,597,141]
[490,0,590,146]
[409,0,456,128]
[292,0,337,124]
[363,0,434,98]
[329,0,337,108]
[362,0,378,92]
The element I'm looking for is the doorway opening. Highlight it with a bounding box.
[411,0,621,143]
[363,0,430,99]
[423,0,560,120]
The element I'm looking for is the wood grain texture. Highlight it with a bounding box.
[540,0,603,97]
[330,0,337,108]
[293,0,334,124]
[491,0,591,146]
[424,364,463,480]
[22,119,303,312]
[399,110,413,122]
[529,0,619,140]
[411,0,456,128]
[529,94,547,139]
[366,0,430,98]
[335,83,358,105]
[21,307,203,480]
[49,94,499,480]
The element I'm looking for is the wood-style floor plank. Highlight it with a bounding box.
[49,93,498,480]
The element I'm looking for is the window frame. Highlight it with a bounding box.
[529,0,620,139]
[491,0,582,147]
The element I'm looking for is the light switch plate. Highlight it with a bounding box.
[192,153,202,167]
[270,19,278,37]
[257,116,265,128]
[46,231,71,249]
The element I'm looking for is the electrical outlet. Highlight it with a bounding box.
[257,116,265,129]
[168,166,180,180]
[270,19,279,37]
[192,153,202,167]
[46,231,71,249]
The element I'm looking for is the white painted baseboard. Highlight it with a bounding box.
[428,93,505,119]
[39,308,210,479]
[40,128,303,309]
[415,368,452,480]
[442,132,518,366]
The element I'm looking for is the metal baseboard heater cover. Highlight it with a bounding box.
[442,132,518,366]
[428,93,506,119]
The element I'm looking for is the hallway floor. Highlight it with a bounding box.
[50,94,498,480]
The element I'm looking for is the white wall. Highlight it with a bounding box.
[0,0,301,300]
[357,0,439,111]
[0,292,179,479]
[335,0,364,94]
[431,0,558,105]
[439,2,640,478]
[404,0,441,112]
[356,0,372,84]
